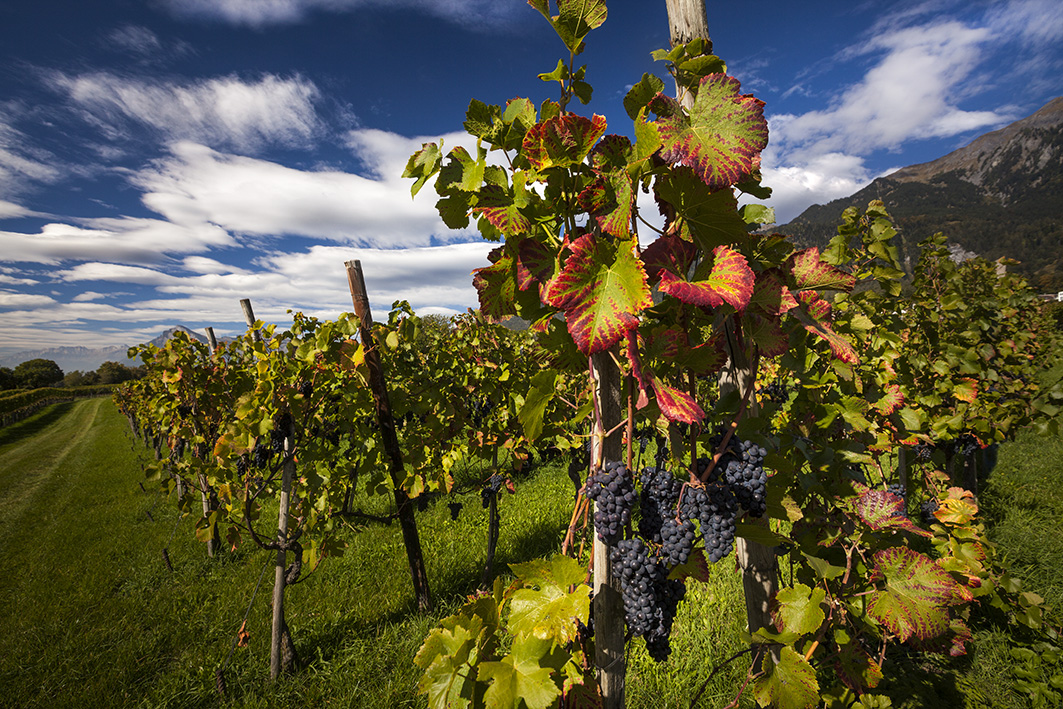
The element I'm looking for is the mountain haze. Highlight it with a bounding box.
[0,325,216,372]
[780,98,1063,290]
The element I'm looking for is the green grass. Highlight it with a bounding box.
[3,396,1062,708]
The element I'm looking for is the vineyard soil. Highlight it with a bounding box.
[0,398,1060,708]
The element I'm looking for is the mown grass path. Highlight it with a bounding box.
[2,396,1059,708]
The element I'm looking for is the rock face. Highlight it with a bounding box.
[780,97,1063,290]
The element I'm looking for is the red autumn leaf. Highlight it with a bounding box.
[472,184,533,236]
[641,234,696,284]
[750,271,798,316]
[875,384,905,415]
[543,234,651,355]
[523,113,607,171]
[651,379,705,424]
[867,547,974,642]
[855,489,932,538]
[658,244,754,311]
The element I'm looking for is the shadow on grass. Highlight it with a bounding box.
[0,401,75,448]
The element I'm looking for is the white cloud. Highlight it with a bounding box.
[72,291,110,302]
[0,218,235,265]
[0,117,61,202]
[757,151,878,223]
[105,25,164,55]
[134,136,472,246]
[162,0,521,28]
[52,73,323,152]
[985,0,1063,46]
[0,290,56,308]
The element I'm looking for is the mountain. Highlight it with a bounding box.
[779,97,1063,290]
[0,325,217,373]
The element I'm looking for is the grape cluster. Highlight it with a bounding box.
[585,462,637,545]
[949,432,979,458]
[481,474,504,508]
[920,498,940,525]
[761,381,790,404]
[700,435,769,518]
[447,501,463,521]
[886,483,907,518]
[914,442,934,461]
[679,483,738,563]
[638,466,682,543]
[610,538,686,661]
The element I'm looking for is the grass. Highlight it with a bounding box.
[2,394,1061,708]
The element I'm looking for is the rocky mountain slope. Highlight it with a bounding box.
[780,97,1063,290]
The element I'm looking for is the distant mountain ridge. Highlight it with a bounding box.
[780,97,1063,289]
[0,325,217,372]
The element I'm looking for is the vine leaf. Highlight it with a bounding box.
[953,378,978,403]
[668,547,710,582]
[854,489,932,538]
[473,184,533,236]
[753,646,819,709]
[508,556,590,645]
[835,643,884,692]
[543,234,651,355]
[518,370,558,441]
[403,141,442,197]
[641,234,695,284]
[789,247,856,291]
[750,271,798,315]
[792,292,858,364]
[657,244,754,312]
[580,136,635,237]
[654,167,749,252]
[527,0,608,55]
[866,547,974,642]
[477,636,560,709]
[523,114,607,171]
[652,74,768,190]
[623,72,664,120]
[414,612,485,709]
[935,487,979,526]
[651,379,705,424]
[473,247,517,321]
[748,314,788,357]
[773,583,826,635]
[874,384,904,415]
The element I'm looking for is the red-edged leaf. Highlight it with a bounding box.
[953,378,978,404]
[653,74,768,190]
[875,384,904,415]
[579,168,634,238]
[626,331,649,393]
[658,244,754,311]
[472,247,517,320]
[788,247,856,291]
[792,292,858,364]
[523,114,606,171]
[835,643,883,692]
[473,184,532,236]
[562,679,603,709]
[867,547,974,642]
[750,271,798,315]
[641,234,696,284]
[668,547,710,583]
[855,490,932,538]
[543,234,651,355]
[516,238,554,291]
[651,379,705,424]
[749,314,788,357]
[909,618,973,657]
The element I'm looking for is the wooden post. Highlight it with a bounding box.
[344,260,433,612]
[481,446,501,589]
[240,299,262,342]
[591,351,625,709]
[270,417,296,679]
[205,326,218,351]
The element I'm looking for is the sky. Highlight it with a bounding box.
[1,0,1061,359]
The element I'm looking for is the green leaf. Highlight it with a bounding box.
[478,635,561,709]
[739,203,775,225]
[653,167,749,252]
[543,234,652,355]
[518,370,558,441]
[414,611,486,708]
[623,73,664,120]
[554,0,608,54]
[867,547,974,642]
[835,643,884,692]
[403,141,442,197]
[473,185,534,236]
[774,583,826,636]
[538,58,568,84]
[465,99,504,143]
[473,247,518,320]
[753,646,820,709]
[653,74,768,190]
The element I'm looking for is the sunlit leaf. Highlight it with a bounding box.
[753,646,819,709]
[523,114,607,171]
[867,547,974,642]
[652,74,768,190]
[658,244,754,311]
[774,583,826,636]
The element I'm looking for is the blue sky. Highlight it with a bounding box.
[0,0,1060,357]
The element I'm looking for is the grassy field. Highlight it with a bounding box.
[1,396,1060,708]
